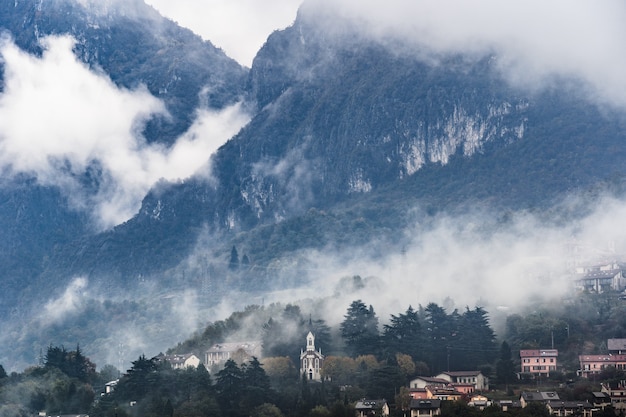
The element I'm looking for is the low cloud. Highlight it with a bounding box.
[40,277,89,326]
[0,35,250,229]
[301,0,626,109]
[233,193,626,336]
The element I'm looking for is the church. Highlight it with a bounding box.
[300,331,324,381]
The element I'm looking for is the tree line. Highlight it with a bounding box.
[3,291,626,417]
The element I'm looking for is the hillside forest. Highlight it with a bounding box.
[1,290,625,417]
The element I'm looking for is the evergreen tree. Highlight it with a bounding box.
[216,359,244,417]
[229,245,240,270]
[495,341,517,388]
[453,307,497,370]
[382,306,422,361]
[424,303,454,373]
[241,357,272,412]
[340,300,380,357]
[118,354,159,400]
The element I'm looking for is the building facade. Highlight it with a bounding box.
[520,349,558,377]
[300,331,324,381]
[205,341,262,367]
[578,354,626,378]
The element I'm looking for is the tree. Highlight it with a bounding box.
[241,357,272,412]
[44,344,95,382]
[253,403,284,417]
[117,354,159,400]
[395,386,412,416]
[340,300,380,357]
[495,341,517,388]
[229,246,239,270]
[0,364,7,379]
[423,303,455,373]
[320,356,357,385]
[453,307,497,370]
[383,306,422,361]
[395,353,416,378]
[216,359,244,417]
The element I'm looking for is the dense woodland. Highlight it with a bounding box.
[2,291,626,417]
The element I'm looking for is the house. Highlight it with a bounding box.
[409,376,449,389]
[204,341,262,366]
[409,388,429,399]
[426,386,463,402]
[578,354,626,378]
[574,262,626,293]
[436,371,489,392]
[300,331,324,382]
[155,353,201,370]
[495,400,522,412]
[355,399,389,417]
[601,381,626,411]
[468,394,491,410]
[608,338,626,354]
[520,391,560,408]
[546,400,593,417]
[104,379,118,394]
[409,399,441,417]
[520,349,558,376]
[591,391,612,409]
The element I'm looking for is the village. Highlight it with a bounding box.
[144,260,626,417]
[151,333,626,417]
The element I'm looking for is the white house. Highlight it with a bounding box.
[205,341,262,366]
[435,371,489,392]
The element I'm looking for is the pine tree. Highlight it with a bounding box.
[229,245,240,270]
[340,300,380,357]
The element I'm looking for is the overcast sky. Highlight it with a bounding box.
[143,0,302,67]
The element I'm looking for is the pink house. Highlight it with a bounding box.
[578,354,626,378]
[520,349,558,376]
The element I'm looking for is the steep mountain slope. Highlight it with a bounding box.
[0,0,246,315]
[3,1,626,370]
[51,10,626,284]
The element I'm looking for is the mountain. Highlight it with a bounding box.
[2,1,626,369]
[47,8,626,279]
[0,0,246,313]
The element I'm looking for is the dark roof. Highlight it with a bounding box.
[520,349,558,357]
[592,392,611,400]
[608,338,626,351]
[441,371,481,377]
[497,400,522,408]
[355,399,387,410]
[521,391,560,402]
[547,400,593,410]
[410,399,442,410]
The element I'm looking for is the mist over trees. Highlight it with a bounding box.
[3,292,626,416]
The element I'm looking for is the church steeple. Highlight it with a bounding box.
[306,331,315,352]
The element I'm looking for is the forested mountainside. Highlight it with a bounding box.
[2,0,626,370]
[0,0,245,315]
[47,8,626,281]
